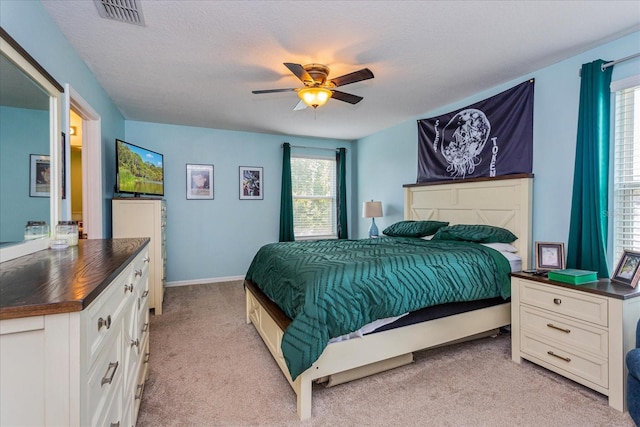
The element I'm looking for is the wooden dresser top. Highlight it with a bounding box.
[0,238,149,320]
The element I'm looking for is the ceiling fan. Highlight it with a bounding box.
[252,63,374,110]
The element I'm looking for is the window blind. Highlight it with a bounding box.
[291,155,337,239]
[613,84,640,258]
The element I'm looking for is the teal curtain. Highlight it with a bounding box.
[336,148,348,239]
[566,60,612,278]
[279,143,295,242]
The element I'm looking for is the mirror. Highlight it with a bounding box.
[0,27,62,261]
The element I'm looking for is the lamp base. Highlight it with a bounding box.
[369,218,379,238]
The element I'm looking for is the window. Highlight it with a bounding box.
[291,155,337,239]
[612,80,640,258]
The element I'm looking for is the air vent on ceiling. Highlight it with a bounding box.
[94,0,146,26]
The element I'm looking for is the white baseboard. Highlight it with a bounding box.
[164,275,245,287]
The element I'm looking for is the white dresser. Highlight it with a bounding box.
[112,198,166,314]
[511,273,640,413]
[0,239,151,426]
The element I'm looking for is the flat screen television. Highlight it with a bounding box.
[115,139,164,197]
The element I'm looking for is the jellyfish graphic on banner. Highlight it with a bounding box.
[417,80,534,182]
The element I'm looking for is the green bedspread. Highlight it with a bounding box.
[245,237,511,380]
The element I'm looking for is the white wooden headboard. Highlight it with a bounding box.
[404,176,533,270]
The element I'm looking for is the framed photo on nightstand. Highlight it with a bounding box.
[535,242,565,271]
[611,249,640,288]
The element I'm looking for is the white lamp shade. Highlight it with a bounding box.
[362,201,383,218]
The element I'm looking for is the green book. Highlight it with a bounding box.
[547,269,598,285]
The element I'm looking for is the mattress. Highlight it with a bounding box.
[329,248,520,343]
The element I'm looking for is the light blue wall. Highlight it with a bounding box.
[0,106,49,243]
[0,0,126,235]
[125,121,354,281]
[356,31,640,269]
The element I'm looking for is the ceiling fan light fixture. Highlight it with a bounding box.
[298,87,332,109]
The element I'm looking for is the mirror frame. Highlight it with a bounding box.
[0,27,63,262]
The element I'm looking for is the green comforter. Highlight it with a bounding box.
[245,237,511,380]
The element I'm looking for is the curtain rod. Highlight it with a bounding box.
[579,52,640,76]
[282,143,344,153]
[602,52,640,70]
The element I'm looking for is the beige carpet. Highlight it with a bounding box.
[136,281,635,427]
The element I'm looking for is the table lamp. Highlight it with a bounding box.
[362,200,383,238]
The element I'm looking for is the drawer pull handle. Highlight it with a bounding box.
[135,382,145,400]
[97,315,111,331]
[547,351,571,363]
[143,256,150,263]
[142,322,149,333]
[553,298,562,305]
[547,323,571,334]
[124,283,133,294]
[101,361,119,386]
[144,352,150,364]
[131,338,140,349]
[142,290,149,298]
[135,269,143,278]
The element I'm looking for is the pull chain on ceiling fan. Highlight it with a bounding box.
[252,63,374,110]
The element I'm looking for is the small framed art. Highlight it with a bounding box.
[535,242,565,271]
[239,166,263,200]
[186,163,214,200]
[30,154,51,197]
[611,250,640,288]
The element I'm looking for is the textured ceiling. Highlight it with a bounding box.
[41,1,640,140]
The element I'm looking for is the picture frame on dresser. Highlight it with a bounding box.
[535,241,565,270]
[186,163,214,200]
[611,249,640,288]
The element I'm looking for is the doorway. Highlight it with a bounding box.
[64,84,103,239]
[69,109,83,232]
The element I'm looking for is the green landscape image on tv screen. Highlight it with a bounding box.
[117,140,164,195]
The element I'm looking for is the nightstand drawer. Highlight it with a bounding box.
[519,281,607,326]
[520,306,608,358]
[521,333,608,388]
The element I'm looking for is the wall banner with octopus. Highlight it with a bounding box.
[417,79,534,183]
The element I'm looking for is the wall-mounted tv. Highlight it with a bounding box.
[115,139,164,197]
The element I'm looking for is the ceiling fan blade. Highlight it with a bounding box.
[330,68,374,87]
[293,100,307,111]
[283,63,315,85]
[252,88,297,94]
[331,90,363,105]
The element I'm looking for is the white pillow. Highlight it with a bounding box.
[481,242,518,253]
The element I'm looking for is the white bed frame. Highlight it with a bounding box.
[245,175,533,420]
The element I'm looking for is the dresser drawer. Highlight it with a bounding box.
[521,333,608,388]
[520,306,608,358]
[87,329,123,427]
[519,281,608,326]
[131,248,150,295]
[94,378,123,427]
[84,266,135,369]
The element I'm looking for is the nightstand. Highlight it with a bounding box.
[511,272,640,412]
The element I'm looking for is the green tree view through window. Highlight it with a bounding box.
[291,156,337,238]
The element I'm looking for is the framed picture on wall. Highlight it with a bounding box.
[535,242,565,271]
[30,154,50,197]
[611,250,640,288]
[186,163,214,200]
[239,166,263,200]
